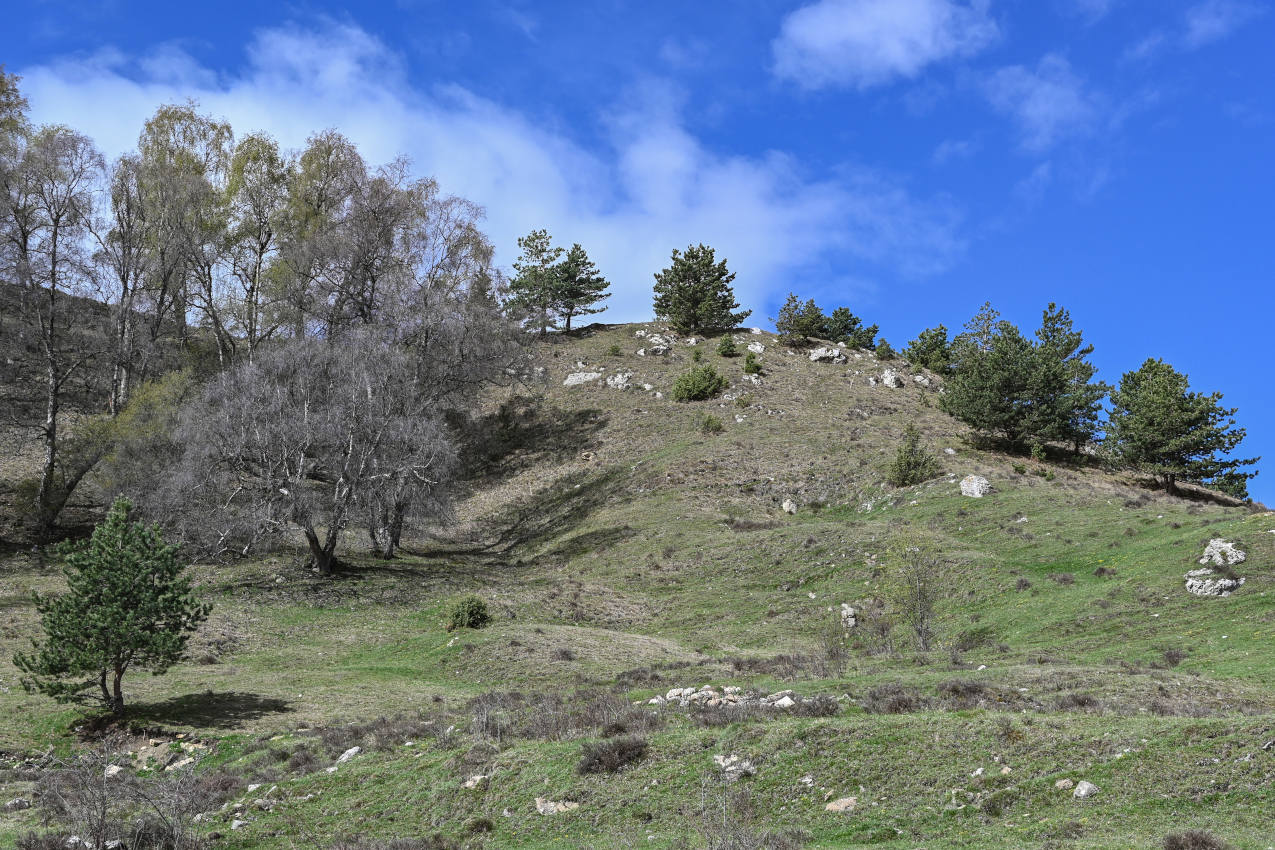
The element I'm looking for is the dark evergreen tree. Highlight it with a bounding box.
[14,497,210,712]
[1107,359,1258,496]
[941,313,1034,445]
[774,293,823,344]
[554,242,609,332]
[1027,303,1108,453]
[652,244,750,333]
[509,229,563,336]
[903,324,953,373]
[822,306,878,349]
[887,423,941,487]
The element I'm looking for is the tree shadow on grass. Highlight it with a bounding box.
[126,690,292,729]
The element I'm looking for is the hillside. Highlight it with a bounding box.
[1,323,1272,849]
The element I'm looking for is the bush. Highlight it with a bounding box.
[863,683,926,714]
[1163,831,1230,850]
[692,348,703,362]
[875,338,895,359]
[448,595,490,630]
[607,344,622,357]
[886,424,940,487]
[717,336,738,357]
[577,736,649,774]
[699,414,724,435]
[672,365,728,401]
[743,352,762,375]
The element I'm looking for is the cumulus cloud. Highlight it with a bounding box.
[18,22,965,321]
[982,55,1097,152]
[772,0,999,90]
[1182,0,1262,48]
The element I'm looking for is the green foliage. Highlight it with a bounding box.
[13,498,210,712]
[903,325,953,372]
[509,229,564,336]
[699,414,724,435]
[822,306,878,349]
[448,595,491,630]
[716,335,738,357]
[875,338,896,359]
[941,302,1107,453]
[672,365,728,402]
[692,348,703,363]
[607,344,622,357]
[884,541,946,652]
[743,352,762,375]
[773,294,877,348]
[1107,358,1258,496]
[554,242,610,332]
[652,244,751,332]
[887,424,941,487]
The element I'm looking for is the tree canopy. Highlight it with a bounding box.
[652,243,750,333]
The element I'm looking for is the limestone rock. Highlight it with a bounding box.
[782,499,798,514]
[839,603,857,628]
[605,371,632,389]
[825,796,857,813]
[104,765,125,779]
[880,369,905,388]
[563,371,602,387]
[747,341,765,354]
[913,374,932,388]
[713,754,756,782]
[1199,539,1245,567]
[463,774,489,790]
[1072,781,1099,799]
[809,346,846,364]
[535,798,579,815]
[335,746,361,764]
[4,798,31,811]
[960,475,991,498]
[1054,779,1074,790]
[772,695,796,708]
[1184,568,1245,597]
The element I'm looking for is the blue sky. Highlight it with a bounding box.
[7,0,1274,498]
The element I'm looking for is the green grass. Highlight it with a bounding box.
[1,323,1271,848]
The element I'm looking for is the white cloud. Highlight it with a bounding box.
[982,55,1097,152]
[772,0,999,90]
[1182,0,1261,48]
[932,137,981,165]
[1066,0,1116,23]
[18,22,965,321]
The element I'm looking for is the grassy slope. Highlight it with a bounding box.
[1,324,1272,848]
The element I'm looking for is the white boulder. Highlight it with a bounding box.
[605,372,632,389]
[747,341,765,354]
[880,369,905,388]
[960,475,991,498]
[809,346,846,364]
[1072,781,1099,799]
[564,371,602,386]
[782,499,798,514]
[1199,539,1245,567]
[1184,568,1245,597]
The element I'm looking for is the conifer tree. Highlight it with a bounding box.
[509,229,564,336]
[14,498,210,713]
[1107,359,1258,496]
[554,243,610,332]
[1028,303,1107,453]
[774,293,823,344]
[903,325,953,373]
[652,244,750,333]
[941,313,1034,445]
[822,306,878,349]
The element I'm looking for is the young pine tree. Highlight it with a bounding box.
[509,229,564,336]
[554,243,610,332]
[887,423,941,487]
[14,497,210,713]
[1027,303,1107,453]
[1106,359,1258,497]
[652,244,751,333]
[903,325,953,373]
[774,293,824,345]
[822,306,878,349]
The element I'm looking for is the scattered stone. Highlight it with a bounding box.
[839,603,856,628]
[605,372,632,389]
[463,774,489,790]
[713,754,756,782]
[335,746,361,764]
[231,819,249,830]
[750,327,763,334]
[772,695,796,709]
[4,798,31,811]
[943,447,956,455]
[960,475,991,498]
[535,798,580,815]
[1199,539,1245,567]
[563,371,602,387]
[1072,781,1099,799]
[825,797,857,813]
[747,341,765,354]
[1184,568,1245,597]
[880,369,905,388]
[1054,778,1074,790]
[104,765,125,779]
[782,499,798,514]
[809,347,846,364]
[913,374,932,388]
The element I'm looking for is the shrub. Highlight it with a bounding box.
[692,348,703,362]
[672,365,728,401]
[699,414,725,435]
[607,344,622,357]
[448,595,490,630]
[577,736,649,774]
[887,424,940,487]
[863,683,926,714]
[1163,831,1230,850]
[743,352,762,375]
[717,335,738,357]
[875,338,895,359]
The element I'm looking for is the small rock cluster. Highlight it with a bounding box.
[647,685,813,710]
[713,753,756,782]
[1185,540,1246,597]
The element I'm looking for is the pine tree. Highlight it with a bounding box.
[554,243,609,332]
[822,306,878,349]
[509,229,564,336]
[941,313,1035,446]
[652,244,751,333]
[887,424,941,487]
[1107,359,1258,496]
[1028,303,1108,453]
[14,498,210,713]
[774,293,823,345]
[903,325,953,373]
